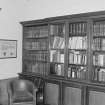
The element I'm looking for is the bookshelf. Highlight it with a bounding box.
[19,11,105,105]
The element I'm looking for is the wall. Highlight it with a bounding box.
[23,0,105,20]
[0,0,27,79]
[0,0,105,79]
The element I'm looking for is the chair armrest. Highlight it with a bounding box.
[33,88,38,105]
[7,83,13,105]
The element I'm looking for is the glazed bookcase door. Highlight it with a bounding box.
[49,23,65,76]
[92,20,105,82]
[23,25,49,76]
[67,21,88,80]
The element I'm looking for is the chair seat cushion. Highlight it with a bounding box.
[13,91,33,103]
[13,97,33,103]
[13,102,33,105]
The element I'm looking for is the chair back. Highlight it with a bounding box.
[10,79,34,95]
[8,79,37,104]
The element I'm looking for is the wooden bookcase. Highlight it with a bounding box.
[19,11,105,105]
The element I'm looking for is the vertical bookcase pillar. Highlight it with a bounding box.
[64,21,69,78]
[86,19,93,81]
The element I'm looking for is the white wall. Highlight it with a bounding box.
[0,0,105,79]
[23,0,105,20]
[0,0,27,79]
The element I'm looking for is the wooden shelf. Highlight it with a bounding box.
[69,32,87,36]
[93,35,105,38]
[24,49,48,51]
[68,64,86,66]
[25,36,48,39]
[19,72,105,88]
[69,49,86,52]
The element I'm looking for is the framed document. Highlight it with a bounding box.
[0,39,17,58]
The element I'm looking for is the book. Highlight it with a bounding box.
[50,50,64,63]
[59,38,64,49]
[69,22,86,34]
[60,53,64,63]
[50,24,64,35]
[68,67,72,77]
[101,39,105,50]
[68,37,87,49]
[52,36,60,48]
[94,68,100,81]
[93,22,105,36]
[93,54,105,66]
[69,51,86,65]
[50,63,56,74]
[99,69,105,81]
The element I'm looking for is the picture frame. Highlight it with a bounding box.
[0,39,17,58]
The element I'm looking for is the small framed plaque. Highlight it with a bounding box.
[0,39,17,58]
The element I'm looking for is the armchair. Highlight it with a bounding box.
[7,79,37,105]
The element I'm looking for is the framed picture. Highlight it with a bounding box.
[0,39,17,58]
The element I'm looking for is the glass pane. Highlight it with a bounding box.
[68,22,87,80]
[25,26,48,38]
[49,23,65,76]
[23,25,49,75]
[93,21,105,82]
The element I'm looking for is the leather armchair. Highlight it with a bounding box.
[7,79,37,105]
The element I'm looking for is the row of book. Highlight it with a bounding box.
[69,51,87,65]
[25,40,48,50]
[50,24,65,35]
[93,22,105,36]
[93,38,105,51]
[24,62,49,75]
[69,22,86,34]
[51,36,65,49]
[68,37,87,49]
[26,53,48,62]
[94,68,105,82]
[25,26,48,38]
[50,63,64,76]
[93,54,105,66]
[68,66,87,79]
[50,50,64,63]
